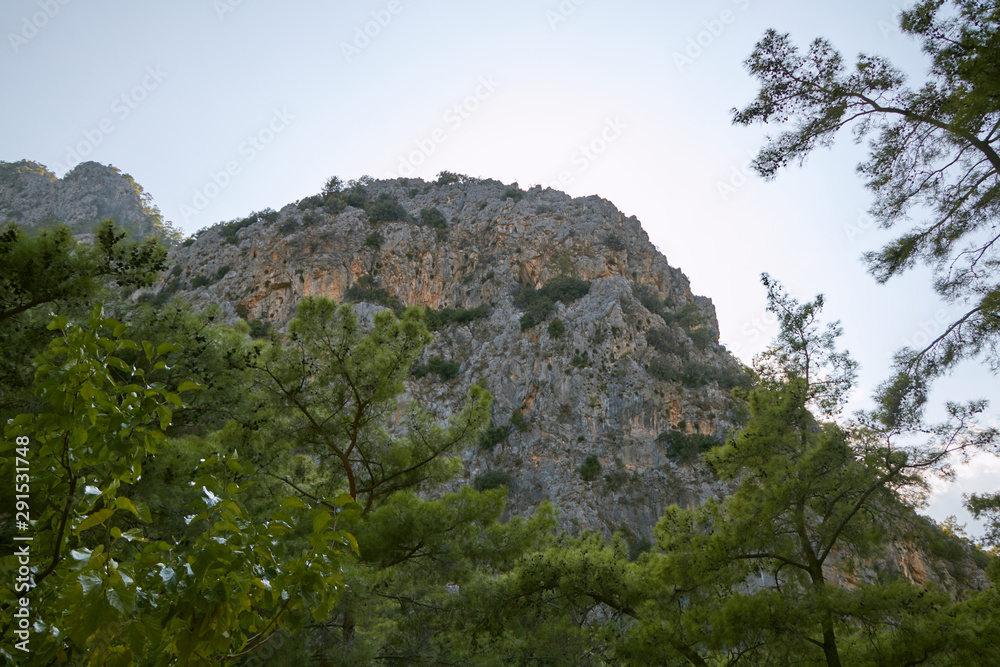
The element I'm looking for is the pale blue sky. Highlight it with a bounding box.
[2,0,996,530]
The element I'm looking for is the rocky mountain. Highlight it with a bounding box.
[0,160,180,244]
[156,174,756,542]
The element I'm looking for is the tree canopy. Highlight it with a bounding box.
[733,0,1000,420]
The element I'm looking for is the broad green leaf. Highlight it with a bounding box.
[281,497,309,510]
[77,508,115,534]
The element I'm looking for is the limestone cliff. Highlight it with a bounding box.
[159,175,752,541]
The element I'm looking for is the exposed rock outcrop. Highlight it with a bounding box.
[0,160,179,244]
[159,176,749,541]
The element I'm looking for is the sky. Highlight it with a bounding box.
[1,0,996,532]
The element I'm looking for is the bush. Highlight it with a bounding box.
[631,283,672,318]
[510,409,529,432]
[436,171,463,186]
[323,177,369,211]
[344,275,403,311]
[688,327,713,349]
[427,357,461,381]
[181,237,195,247]
[363,194,400,222]
[365,231,384,249]
[603,467,629,493]
[646,327,679,354]
[214,265,231,281]
[664,302,706,329]
[478,424,512,450]
[548,318,565,339]
[656,430,722,464]
[278,218,298,234]
[648,355,752,390]
[424,305,489,330]
[247,319,274,339]
[580,455,602,481]
[502,184,524,201]
[474,470,511,492]
[626,534,652,561]
[217,208,277,245]
[515,276,591,330]
[190,274,212,288]
[366,193,409,223]
[603,234,626,251]
[297,194,323,210]
[419,207,447,229]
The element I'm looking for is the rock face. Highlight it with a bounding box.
[160,175,750,541]
[0,160,179,244]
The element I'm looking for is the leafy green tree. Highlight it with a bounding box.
[0,220,166,325]
[0,308,352,665]
[241,297,556,662]
[0,220,168,419]
[733,1,1000,416]
[644,278,996,666]
[468,278,997,666]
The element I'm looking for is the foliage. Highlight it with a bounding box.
[366,193,409,223]
[423,304,489,330]
[474,470,512,492]
[296,194,323,210]
[648,354,752,390]
[0,159,56,182]
[579,455,602,481]
[603,234,626,251]
[117,169,183,246]
[343,275,403,311]
[663,301,706,329]
[645,278,996,666]
[733,3,1000,415]
[364,230,383,249]
[190,273,211,288]
[0,308,352,665]
[419,207,447,229]
[322,175,371,212]
[502,183,524,201]
[0,220,168,419]
[478,423,512,450]
[216,208,278,245]
[966,491,1000,549]
[414,356,462,381]
[547,317,565,339]
[603,467,629,493]
[510,408,529,432]
[631,281,673,316]
[655,429,722,464]
[435,171,463,186]
[244,297,559,661]
[0,220,166,325]
[515,276,591,330]
[646,327,681,354]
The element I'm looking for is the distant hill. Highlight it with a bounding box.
[0,160,181,245]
